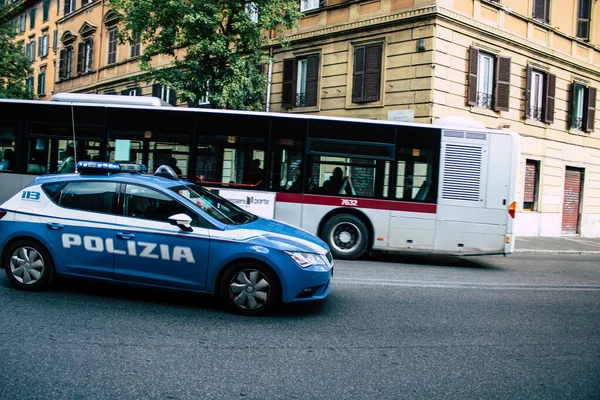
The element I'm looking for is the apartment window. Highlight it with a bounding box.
[130,32,141,58]
[25,39,36,61]
[282,54,319,108]
[64,0,76,16]
[59,46,74,79]
[532,0,550,23]
[42,0,50,21]
[107,27,117,64]
[525,66,555,123]
[37,70,46,96]
[152,83,177,106]
[571,83,596,132]
[18,14,26,33]
[121,87,141,96]
[246,2,258,23]
[52,30,57,51]
[25,76,34,94]
[576,0,591,40]
[467,47,511,111]
[38,33,48,57]
[523,160,540,211]
[82,0,92,6]
[352,43,383,103]
[29,7,35,29]
[300,0,320,12]
[77,38,93,73]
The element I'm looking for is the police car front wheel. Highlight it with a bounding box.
[220,262,281,316]
[3,240,54,291]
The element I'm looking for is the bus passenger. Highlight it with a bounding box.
[0,149,15,170]
[323,167,345,195]
[167,157,183,176]
[245,159,264,186]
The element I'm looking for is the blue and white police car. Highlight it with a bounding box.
[0,162,333,315]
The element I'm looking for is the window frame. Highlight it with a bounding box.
[532,0,550,23]
[523,159,540,211]
[576,0,591,40]
[570,82,596,132]
[281,53,320,109]
[300,0,320,12]
[467,46,511,112]
[525,65,556,124]
[107,27,118,65]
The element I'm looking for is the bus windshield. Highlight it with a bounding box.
[170,184,257,225]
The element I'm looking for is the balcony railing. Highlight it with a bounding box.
[476,92,493,109]
[528,106,543,121]
[295,92,306,107]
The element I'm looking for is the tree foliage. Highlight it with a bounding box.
[109,0,302,110]
[0,4,33,100]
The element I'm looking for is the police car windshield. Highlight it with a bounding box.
[170,184,258,225]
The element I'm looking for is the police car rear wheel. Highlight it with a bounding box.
[4,240,54,291]
[221,262,281,316]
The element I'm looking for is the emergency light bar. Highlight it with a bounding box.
[76,161,121,175]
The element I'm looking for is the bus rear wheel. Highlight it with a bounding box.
[322,214,368,260]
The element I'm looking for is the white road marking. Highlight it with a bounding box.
[333,277,600,291]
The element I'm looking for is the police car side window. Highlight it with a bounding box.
[58,182,119,214]
[125,185,201,226]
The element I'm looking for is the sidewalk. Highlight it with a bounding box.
[515,236,600,254]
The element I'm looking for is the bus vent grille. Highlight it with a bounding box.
[465,132,487,140]
[442,144,482,202]
[443,131,465,138]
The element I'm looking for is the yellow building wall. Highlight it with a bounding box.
[12,0,60,99]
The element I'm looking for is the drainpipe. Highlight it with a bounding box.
[95,0,106,93]
[265,46,273,112]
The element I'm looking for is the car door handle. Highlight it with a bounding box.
[117,232,136,240]
[46,223,64,230]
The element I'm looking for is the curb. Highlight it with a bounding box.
[515,249,600,255]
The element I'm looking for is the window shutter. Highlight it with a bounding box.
[281,58,296,108]
[53,30,57,51]
[31,41,35,60]
[543,73,556,124]
[43,0,50,21]
[169,89,177,106]
[364,43,383,102]
[467,46,479,106]
[135,87,141,96]
[319,0,326,7]
[120,89,129,96]
[37,74,42,94]
[494,56,511,112]
[59,49,65,79]
[305,54,319,107]
[152,83,161,97]
[38,37,42,57]
[352,45,365,102]
[30,8,35,29]
[584,87,596,132]
[76,42,83,73]
[525,65,532,119]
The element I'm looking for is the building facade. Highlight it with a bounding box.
[5,0,600,237]
[8,0,60,99]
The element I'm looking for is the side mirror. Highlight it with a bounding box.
[168,213,193,232]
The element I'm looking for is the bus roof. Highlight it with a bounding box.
[50,92,172,107]
[1,95,517,138]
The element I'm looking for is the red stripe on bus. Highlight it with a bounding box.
[275,193,437,214]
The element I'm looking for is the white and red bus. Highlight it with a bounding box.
[0,94,520,259]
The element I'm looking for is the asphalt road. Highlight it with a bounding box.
[0,253,599,400]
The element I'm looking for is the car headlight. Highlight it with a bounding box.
[285,251,328,268]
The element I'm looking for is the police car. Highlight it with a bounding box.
[0,162,333,315]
